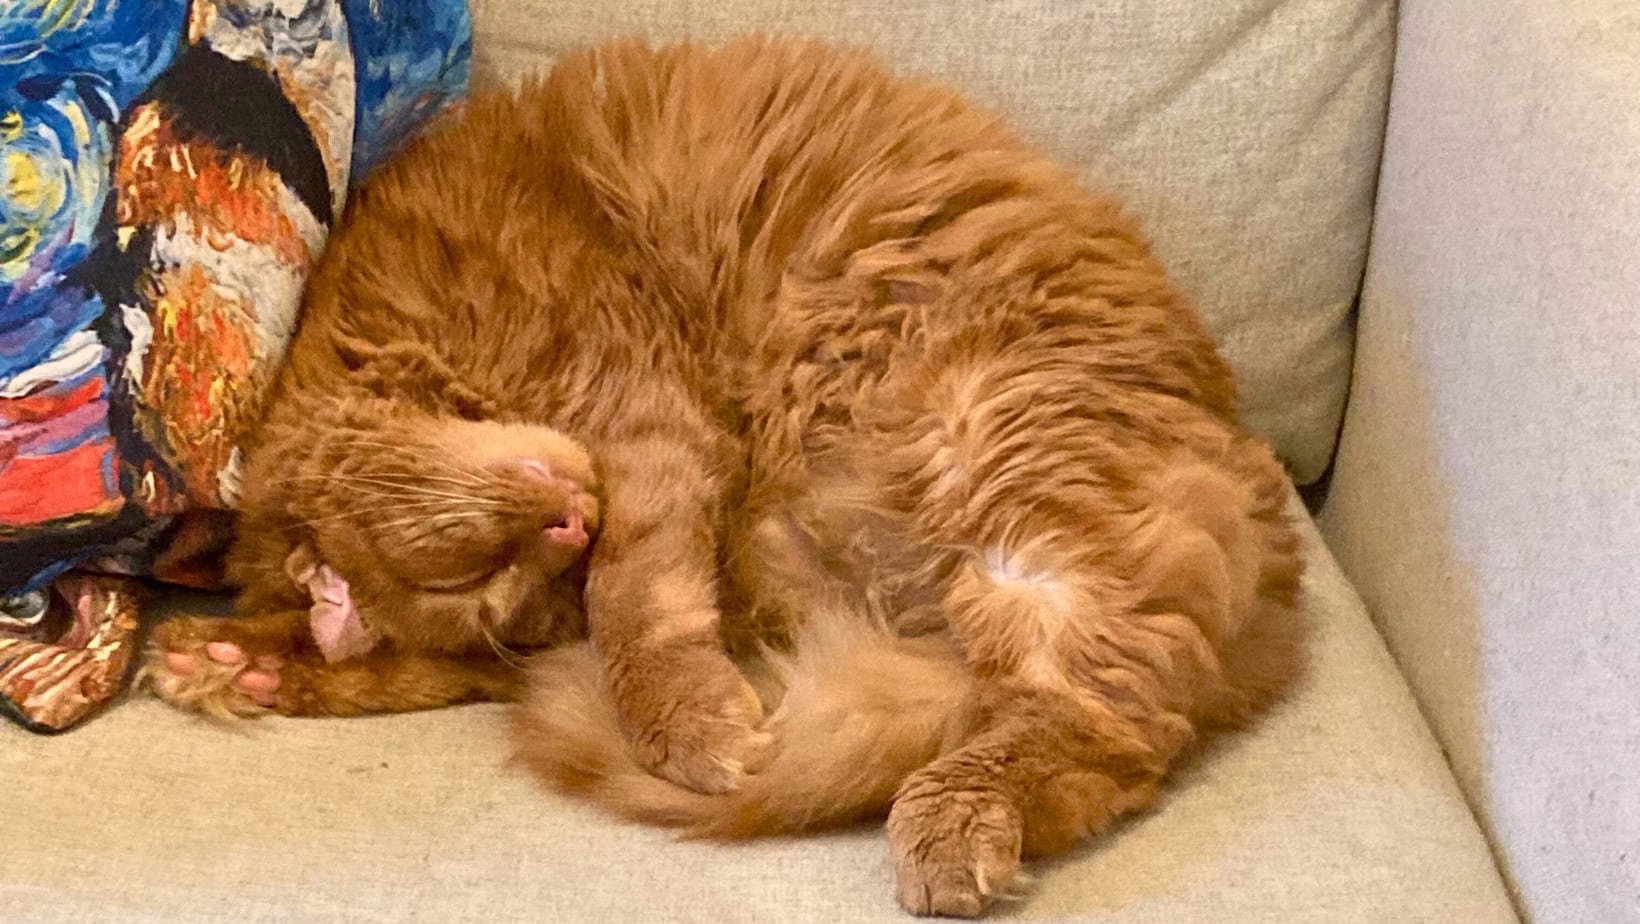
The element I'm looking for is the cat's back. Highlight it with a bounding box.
[286,37,1229,428]
[306,35,1144,340]
[293,39,959,363]
[530,38,1096,289]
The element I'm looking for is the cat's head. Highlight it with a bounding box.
[229,391,599,658]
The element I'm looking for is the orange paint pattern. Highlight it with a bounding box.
[112,103,314,507]
[114,105,314,266]
[137,263,257,502]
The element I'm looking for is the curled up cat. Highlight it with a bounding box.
[143,38,1303,917]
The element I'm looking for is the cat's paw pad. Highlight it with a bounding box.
[888,787,1025,918]
[143,620,288,719]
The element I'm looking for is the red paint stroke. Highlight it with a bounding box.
[0,377,103,426]
[0,441,121,524]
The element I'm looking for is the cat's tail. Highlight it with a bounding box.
[511,611,972,838]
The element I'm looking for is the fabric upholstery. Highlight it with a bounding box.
[466,0,1396,484]
[1319,2,1640,921]
[0,506,1517,922]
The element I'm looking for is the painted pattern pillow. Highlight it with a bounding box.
[0,0,471,731]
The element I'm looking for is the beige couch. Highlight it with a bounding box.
[6,2,1634,921]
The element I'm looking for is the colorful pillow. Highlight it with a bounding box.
[0,0,471,732]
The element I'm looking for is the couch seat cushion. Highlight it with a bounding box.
[0,505,1517,922]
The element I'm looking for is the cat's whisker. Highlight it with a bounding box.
[285,500,475,530]
[364,511,496,534]
[270,473,504,506]
[347,482,501,505]
[476,617,528,672]
[300,436,492,489]
[274,471,482,492]
[373,473,501,491]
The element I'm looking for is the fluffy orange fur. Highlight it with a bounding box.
[145,38,1303,916]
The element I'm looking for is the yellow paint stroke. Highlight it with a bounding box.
[123,106,160,149]
[187,1,215,45]
[6,151,49,213]
[0,143,68,269]
[0,227,39,266]
[38,0,96,37]
[60,95,90,149]
[0,128,66,274]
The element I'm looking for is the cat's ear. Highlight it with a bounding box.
[283,541,379,663]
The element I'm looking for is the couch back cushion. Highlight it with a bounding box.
[469,0,1393,483]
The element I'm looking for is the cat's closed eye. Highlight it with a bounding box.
[416,569,498,593]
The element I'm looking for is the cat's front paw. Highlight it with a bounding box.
[888,783,1025,918]
[616,641,770,794]
[142,615,296,719]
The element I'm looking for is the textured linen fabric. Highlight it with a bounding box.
[466,0,1394,484]
[0,505,1516,923]
[1319,2,1640,921]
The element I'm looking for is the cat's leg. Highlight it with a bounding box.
[145,611,524,718]
[583,433,768,795]
[874,417,1301,915]
[887,681,1165,916]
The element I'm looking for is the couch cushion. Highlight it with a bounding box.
[0,503,1516,923]
[464,0,1395,484]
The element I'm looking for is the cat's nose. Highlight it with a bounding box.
[539,508,589,574]
[491,457,595,563]
[543,508,588,551]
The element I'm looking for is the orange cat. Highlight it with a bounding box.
[145,38,1302,917]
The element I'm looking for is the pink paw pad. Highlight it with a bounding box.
[205,641,245,664]
[231,668,281,705]
[160,642,283,707]
[164,651,196,676]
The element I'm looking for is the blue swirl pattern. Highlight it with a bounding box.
[0,0,470,594]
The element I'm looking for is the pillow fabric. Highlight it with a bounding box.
[0,0,471,731]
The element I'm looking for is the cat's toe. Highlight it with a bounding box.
[618,641,769,794]
[641,718,771,795]
[888,788,1024,918]
[230,661,282,705]
[143,644,272,718]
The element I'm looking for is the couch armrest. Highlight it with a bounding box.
[1319,3,1640,920]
